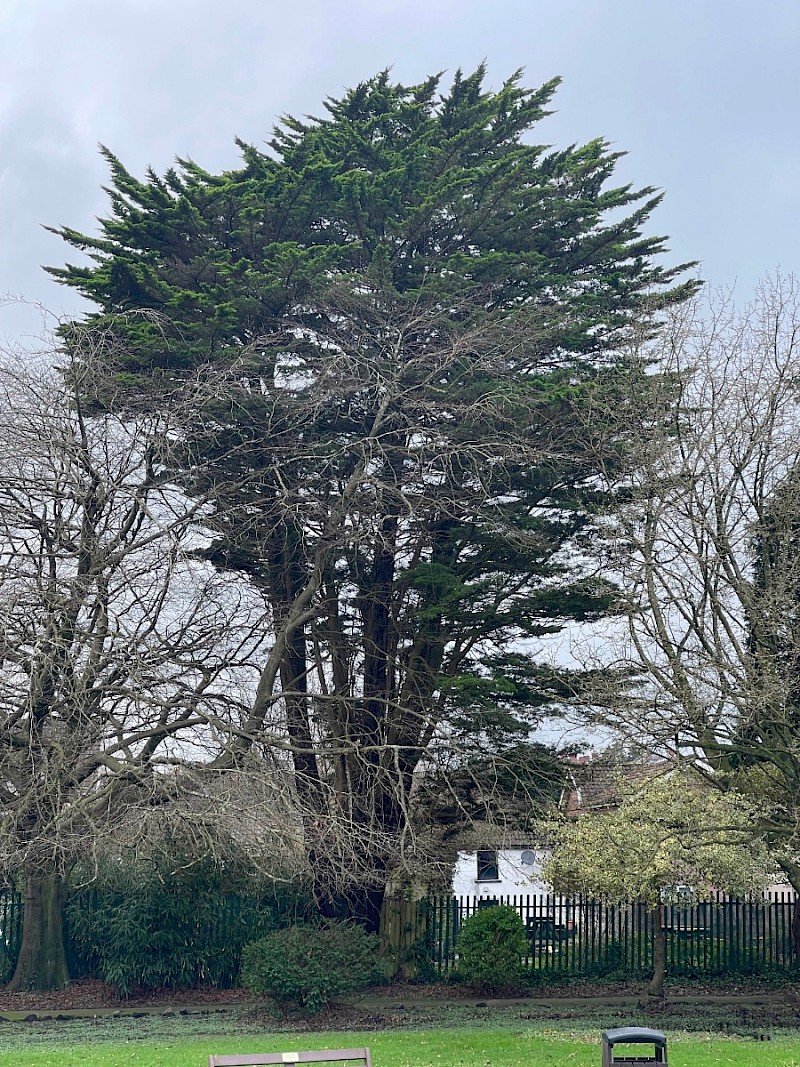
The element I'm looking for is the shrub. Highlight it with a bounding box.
[456,905,528,993]
[67,858,313,995]
[241,921,385,1014]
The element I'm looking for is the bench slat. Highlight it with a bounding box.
[209,1048,372,1067]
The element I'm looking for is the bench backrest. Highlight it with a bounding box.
[209,1048,373,1067]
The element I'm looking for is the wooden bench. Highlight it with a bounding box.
[209,1048,373,1067]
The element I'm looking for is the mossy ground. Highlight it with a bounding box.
[0,1003,799,1067]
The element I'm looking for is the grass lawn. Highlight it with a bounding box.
[1,1024,800,1067]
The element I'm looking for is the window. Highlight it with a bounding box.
[476,849,499,881]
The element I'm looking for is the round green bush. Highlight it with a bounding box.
[241,921,386,1014]
[456,904,529,993]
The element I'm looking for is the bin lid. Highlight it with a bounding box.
[602,1028,667,1048]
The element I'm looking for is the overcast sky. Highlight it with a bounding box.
[1,0,798,342]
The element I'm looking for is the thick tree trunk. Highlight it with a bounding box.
[314,882,387,937]
[8,871,69,992]
[380,889,426,979]
[647,904,666,998]
[356,884,386,934]
[361,529,395,719]
[267,521,325,810]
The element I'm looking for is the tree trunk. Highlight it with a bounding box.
[314,874,386,935]
[348,883,386,934]
[359,516,398,769]
[647,903,666,998]
[379,889,426,980]
[8,871,69,992]
[267,521,325,812]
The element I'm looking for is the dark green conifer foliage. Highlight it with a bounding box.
[50,67,698,928]
[730,471,800,931]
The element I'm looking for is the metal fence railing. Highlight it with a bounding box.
[0,890,22,977]
[423,892,799,977]
[0,888,796,984]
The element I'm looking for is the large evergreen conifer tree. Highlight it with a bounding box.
[50,66,698,928]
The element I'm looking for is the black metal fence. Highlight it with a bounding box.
[424,893,799,977]
[0,889,796,984]
[0,891,21,979]
[0,890,102,982]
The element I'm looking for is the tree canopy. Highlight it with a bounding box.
[50,67,694,371]
[49,65,699,928]
[545,770,767,906]
[544,768,769,994]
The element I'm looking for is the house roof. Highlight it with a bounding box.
[561,756,674,817]
[443,820,551,852]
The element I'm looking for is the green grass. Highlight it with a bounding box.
[1,1023,800,1067]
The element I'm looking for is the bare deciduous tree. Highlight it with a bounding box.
[596,277,800,928]
[0,343,273,990]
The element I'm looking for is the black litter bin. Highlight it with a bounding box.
[601,1028,667,1067]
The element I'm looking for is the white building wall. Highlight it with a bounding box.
[765,876,797,901]
[451,850,797,902]
[452,847,552,898]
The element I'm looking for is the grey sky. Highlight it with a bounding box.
[1,0,798,341]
